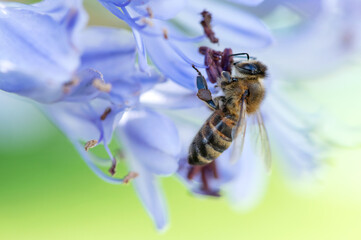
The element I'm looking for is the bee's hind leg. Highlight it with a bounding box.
[193,65,217,110]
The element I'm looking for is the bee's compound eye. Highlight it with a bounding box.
[242,64,257,73]
[232,78,238,82]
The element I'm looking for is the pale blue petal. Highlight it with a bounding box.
[44,104,123,184]
[220,134,268,209]
[63,69,104,102]
[79,27,136,81]
[32,0,88,47]
[0,2,82,102]
[184,0,273,49]
[78,27,164,105]
[140,80,203,109]
[118,143,168,230]
[129,0,187,20]
[118,108,181,175]
[262,89,321,177]
[43,99,124,144]
[132,29,150,73]
[143,33,202,90]
[226,0,264,6]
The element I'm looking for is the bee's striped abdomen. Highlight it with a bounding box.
[188,111,236,165]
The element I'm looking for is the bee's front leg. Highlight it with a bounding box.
[193,65,217,111]
[197,87,217,111]
[213,96,226,109]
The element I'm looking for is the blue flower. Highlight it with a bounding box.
[0,0,86,102]
[98,0,273,89]
[134,0,326,204]
[2,0,349,232]
[0,0,179,230]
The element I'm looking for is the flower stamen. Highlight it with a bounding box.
[187,161,220,197]
[63,77,79,93]
[109,158,117,175]
[84,139,98,151]
[123,171,139,184]
[92,78,112,92]
[140,17,154,27]
[100,107,112,120]
[200,10,219,44]
[199,46,233,83]
[162,28,168,40]
[146,7,153,18]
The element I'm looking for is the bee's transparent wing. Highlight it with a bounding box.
[229,96,247,164]
[251,110,272,172]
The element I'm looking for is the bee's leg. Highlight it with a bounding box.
[213,96,226,109]
[193,65,217,110]
[197,87,217,110]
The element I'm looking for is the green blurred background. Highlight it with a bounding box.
[1,0,361,239]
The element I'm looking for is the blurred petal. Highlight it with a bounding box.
[132,29,151,73]
[226,0,264,6]
[118,108,181,175]
[0,1,85,102]
[63,69,104,102]
[43,99,124,144]
[182,0,273,49]
[129,0,187,20]
[143,33,202,90]
[221,134,268,209]
[127,155,168,230]
[32,0,88,47]
[78,26,164,105]
[262,89,322,177]
[79,27,136,81]
[140,80,203,109]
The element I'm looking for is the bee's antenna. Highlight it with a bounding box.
[192,64,202,76]
[230,53,250,61]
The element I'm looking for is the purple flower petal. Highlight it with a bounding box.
[0,1,86,102]
[43,99,124,144]
[125,155,169,230]
[143,33,202,90]
[262,89,321,177]
[117,108,181,175]
[220,134,268,209]
[226,0,264,6]
[183,0,273,49]
[140,80,203,109]
[78,26,164,105]
[129,0,187,20]
[132,29,150,73]
[79,27,136,81]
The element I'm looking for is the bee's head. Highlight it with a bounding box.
[230,53,267,78]
[234,61,267,78]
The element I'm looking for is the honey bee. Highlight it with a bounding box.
[189,53,271,169]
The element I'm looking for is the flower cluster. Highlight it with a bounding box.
[1,0,358,231]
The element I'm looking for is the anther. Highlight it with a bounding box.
[146,7,153,18]
[100,107,112,121]
[200,10,219,44]
[123,171,139,184]
[187,161,220,196]
[63,77,79,94]
[92,78,112,92]
[162,28,168,40]
[109,158,117,176]
[84,139,98,151]
[140,17,154,27]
